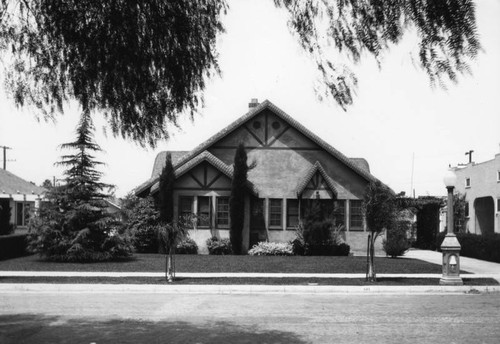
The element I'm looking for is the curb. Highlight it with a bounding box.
[0,283,499,295]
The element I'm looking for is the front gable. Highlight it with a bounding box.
[211,109,319,151]
[175,161,231,191]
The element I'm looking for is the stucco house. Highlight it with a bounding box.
[452,151,500,235]
[0,168,45,232]
[136,99,385,253]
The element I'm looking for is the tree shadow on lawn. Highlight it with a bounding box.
[0,314,307,344]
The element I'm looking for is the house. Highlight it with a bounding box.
[452,151,500,235]
[0,168,45,232]
[136,99,385,253]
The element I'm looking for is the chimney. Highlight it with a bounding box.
[248,98,259,110]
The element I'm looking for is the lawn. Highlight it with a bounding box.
[0,253,452,274]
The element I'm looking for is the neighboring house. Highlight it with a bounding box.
[0,168,45,231]
[452,151,500,235]
[136,99,386,253]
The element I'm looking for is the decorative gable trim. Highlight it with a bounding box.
[142,151,258,196]
[296,161,338,197]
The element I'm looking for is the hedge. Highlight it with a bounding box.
[0,234,28,260]
[437,232,500,263]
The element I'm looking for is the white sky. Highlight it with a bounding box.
[1,0,499,198]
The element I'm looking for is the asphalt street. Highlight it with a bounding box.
[1,292,499,343]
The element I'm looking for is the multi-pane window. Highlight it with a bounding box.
[197,196,211,227]
[269,199,282,227]
[350,200,363,230]
[216,197,230,227]
[286,199,299,228]
[179,196,194,226]
[334,200,345,228]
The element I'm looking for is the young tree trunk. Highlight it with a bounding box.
[166,251,174,283]
[366,233,377,282]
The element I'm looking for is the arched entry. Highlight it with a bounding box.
[474,197,495,235]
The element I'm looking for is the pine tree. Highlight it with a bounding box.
[230,143,249,255]
[28,111,132,261]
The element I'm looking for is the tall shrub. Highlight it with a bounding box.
[0,199,12,235]
[229,143,248,255]
[158,153,175,223]
[364,181,396,281]
[28,112,132,262]
[123,196,160,253]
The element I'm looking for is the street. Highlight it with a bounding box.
[1,291,499,343]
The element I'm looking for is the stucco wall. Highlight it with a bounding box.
[454,153,500,234]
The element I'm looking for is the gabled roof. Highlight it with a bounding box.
[296,161,338,197]
[150,151,189,178]
[0,169,45,196]
[173,99,377,183]
[138,151,258,196]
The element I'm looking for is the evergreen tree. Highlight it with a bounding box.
[28,112,132,262]
[230,143,249,255]
[158,153,175,223]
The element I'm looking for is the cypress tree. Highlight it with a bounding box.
[230,143,248,255]
[159,153,175,223]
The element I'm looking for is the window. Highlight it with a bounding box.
[197,196,211,227]
[350,200,363,230]
[216,197,229,227]
[465,178,471,188]
[286,199,299,228]
[497,198,500,213]
[179,196,194,225]
[465,202,469,218]
[269,199,282,228]
[334,200,345,227]
[16,203,24,226]
[497,171,500,182]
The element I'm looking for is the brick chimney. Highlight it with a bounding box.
[248,98,259,110]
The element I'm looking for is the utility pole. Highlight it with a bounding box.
[0,146,12,170]
[465,150,474,164]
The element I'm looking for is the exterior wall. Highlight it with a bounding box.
[207,109,370,250]
[453,153,500,234]
[171,161,251,254]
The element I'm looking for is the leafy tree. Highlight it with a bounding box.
[364,180,396,281]
[158,153,175,223]
[28,112,132,261]
[0,1,480,147]
[157,221,188,282]
[230,143,249,255]
[41,179,53,189]
[123,195,160,253]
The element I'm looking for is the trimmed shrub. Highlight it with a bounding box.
[383,219,411,258]
[248,242,293,256]
[176,237,198,254]
[206,236,232,255]
[133,224,159,253]
[0,234,28,260]
[437,232,500,263]
[0,199,13,235]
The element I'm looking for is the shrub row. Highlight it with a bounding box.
[291,238,350,256]
[176,237,198,254]
[248,242,294,256]
[0,234,28,260]
[437,232,500,263]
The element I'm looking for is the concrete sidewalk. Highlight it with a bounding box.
[403,249,500,275]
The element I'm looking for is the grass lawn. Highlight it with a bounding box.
[0,253,458,274]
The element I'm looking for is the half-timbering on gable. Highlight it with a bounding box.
[136,99,384,253]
